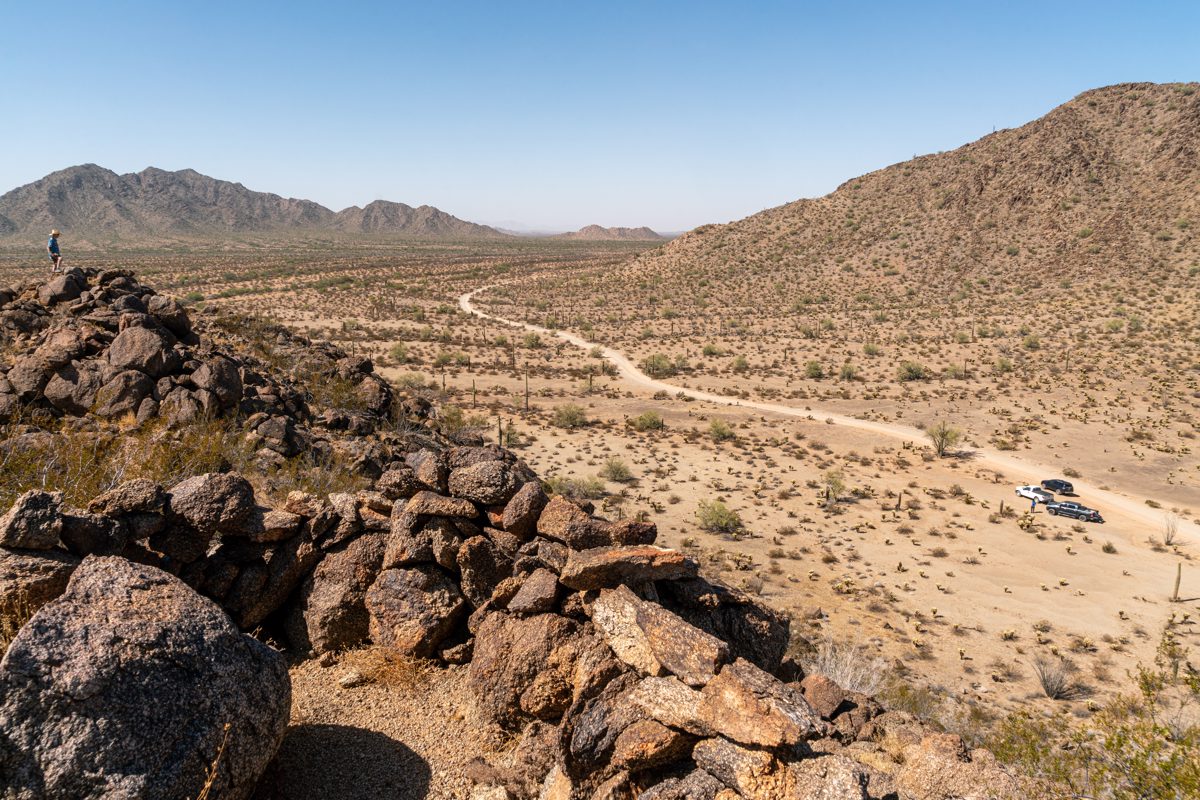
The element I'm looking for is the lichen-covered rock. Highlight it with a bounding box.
[166,472,256,536]
[106,325,181,377]
[404,490,478,519]
[657,577,790,674]
[559,545,698,591]
[469,612,582,729]
[0,547,79,618]
[365,565,466,657]
[287,532,386,654]
[501,481,548,539]
[895,733,1022,800]
[0,490,64,550]
[0,556,289,800]
[448,460,522,506]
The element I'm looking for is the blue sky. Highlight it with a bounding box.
[2,1,1197,231]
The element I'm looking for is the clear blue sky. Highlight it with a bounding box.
[3,1,1197,231]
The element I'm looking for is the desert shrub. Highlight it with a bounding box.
[640,353,676,378]
[1032,656,1086,700]
[709,419,735,442]
[863,343,882,356]
[599,458,634,483]
[897,361,930,382]
[545,474,606,500]
[0,417,254,509]
[991,632,1200,799]
[702,343,725,357]
[522,332,543,349]
[1,591,35,658]
[628,411,665,432]
[436,405,490,442]
[731,355,749,372]
[839,363,859,381]
[804,361,825,379]
[388,342,409,363]
[803,638,889,696]
[696,499,742,533]
[552,404,588,429]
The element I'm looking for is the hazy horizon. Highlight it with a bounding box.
[3,1,1198,231]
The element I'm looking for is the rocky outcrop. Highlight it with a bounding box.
[0,556,289,800]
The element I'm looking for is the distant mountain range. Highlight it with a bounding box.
[555,225,666,241]
[0,165,505,240]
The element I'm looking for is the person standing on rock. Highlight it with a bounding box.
[47,229,63,273]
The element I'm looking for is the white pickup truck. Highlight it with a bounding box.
[1015,485,1054,503]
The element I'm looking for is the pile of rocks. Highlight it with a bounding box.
[0,266,394,442]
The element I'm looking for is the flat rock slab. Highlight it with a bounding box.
[592,584,729,686]
[403,491,478,519]
[559,545,697,591]
[698,658,825,748]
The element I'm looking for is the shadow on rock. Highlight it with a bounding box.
[260,724,432,800]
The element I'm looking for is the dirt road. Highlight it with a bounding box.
[460,285,1174,535]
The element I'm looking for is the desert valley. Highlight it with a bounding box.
[0,81,1197,800]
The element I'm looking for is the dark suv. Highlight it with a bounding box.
[1041,479,1074,495]
[1046,501,1102,522]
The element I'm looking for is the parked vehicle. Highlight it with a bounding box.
[1041,478,1074,495]
[1046,501,1103,522]
[1015,485,1054,503]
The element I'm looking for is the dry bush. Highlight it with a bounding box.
[802,638,889,696]
[0,591,35,658]
[1032,655,1086,700]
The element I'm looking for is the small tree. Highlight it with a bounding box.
[927,420,963,457]
[823,469,845,507]
[640,353,676,378]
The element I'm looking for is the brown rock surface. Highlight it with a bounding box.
[559,545,698,591]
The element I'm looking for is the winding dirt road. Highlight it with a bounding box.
[461,285,1172,534]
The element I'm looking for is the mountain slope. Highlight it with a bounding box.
[331,200,502,238]
[556,224,665,241]
[610,82,1199,297]
[0,165,504,240]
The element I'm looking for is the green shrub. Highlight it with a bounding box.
[544,474,606,500]
[709,419,735,442]
[697,499,742,533]
[628,411,665,432]
[640,353,676,378]
[389,342,409,363]
[552,404,588,429]
[804,361,825,379]
[897,361,930,382]
[599,458,634,483]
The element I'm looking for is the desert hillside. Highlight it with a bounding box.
[0,164,505,241]
[634,81,1198,292]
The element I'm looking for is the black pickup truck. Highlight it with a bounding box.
[1046,501,1102,522]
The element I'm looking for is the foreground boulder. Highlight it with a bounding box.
[0,556,290,800]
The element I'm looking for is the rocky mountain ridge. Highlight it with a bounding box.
[0,165,505,241]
